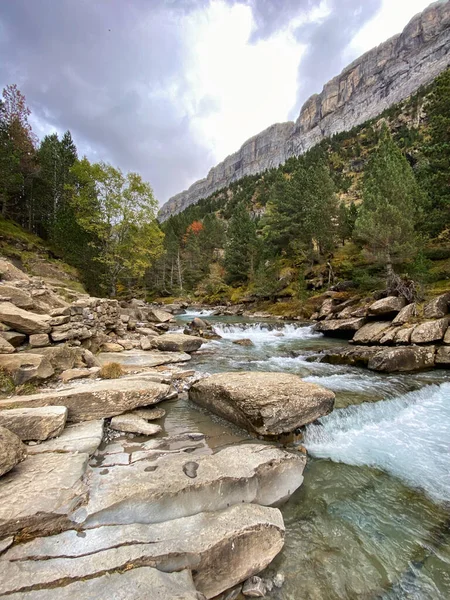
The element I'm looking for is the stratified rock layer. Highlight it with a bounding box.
[159,1,450,219]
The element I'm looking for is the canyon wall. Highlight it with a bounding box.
[159,0,450,221]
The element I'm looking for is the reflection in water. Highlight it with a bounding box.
[175,313,450,599]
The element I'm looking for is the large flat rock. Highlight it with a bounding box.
[0,302,51,334]
[0,379,171,422]
[1,567,200,600]
[0,353,54,385]
[27,420,104,456]
[0,452,89,537]
[2,504,284,599]
[72,443,305,528]
[189,371,335,436]
[97,350,191,367]
[152,333,204,353]
[352,321,393,344]
[314,317,366,337]
[367,346,436,372]
[0,406,67,441]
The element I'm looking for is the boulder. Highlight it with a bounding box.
[0,452,89,537]
[1,504,284,600]
[27,420,104,456]
[352,321,393,344]
[0,406,67,441]
[367,346,435,372]
[148,308,173,323]
[242,576,267,597]
[423,293,450,319]
[445,328,450,345]
[131,407,166,421]
[314,317,366,337]
[394,326,414,344]
[232,338,254,346]
[410,318,448,344]
[72,444,305,528]
[30,345,86,372]
[0,353,54,385]
[0,336,15,354]
[435,346,450,366]
[101,342,124,353]
[368,296,406,316]
[140,336,153,350]
[152,333,204,353]
[0,302,51,334]
[379,327,398,345]
[0,259,29,281]
[97,350,191,368]
[29,333,50,348]
[0,379,171,422]
[318,345,381,367]
[0,331,26,347]
[0,426,27,477]
[59,368,97,383]
[110,414,162,436]
[0,568,200,600]
[0,284,33,309]
[189,371,335,436]
[318,298,335,319]
[392,303,417,325]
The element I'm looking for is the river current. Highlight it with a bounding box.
[173,312,450,599]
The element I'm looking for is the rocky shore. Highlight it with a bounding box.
[0,258,335,599]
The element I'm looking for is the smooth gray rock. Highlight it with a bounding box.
[27,420,104,456]
[2,504,284,599]
[392,303,417,325]
[110,413,162,436]
[0,452,89,537]
[0,426,27,477]
[159,1,450,220]
[410,318,448,344]
[1,567,200,600]
[97,350,192,367]
[152,333,204,353]
[0,379,170,422]
[423,293,450,319]
[368,296,406,316]
[0,406,67,441]
[189,371,335,436]
[352,321,393,344]
[72,444,305,528]
[367,346,435,372]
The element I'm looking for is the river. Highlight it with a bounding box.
[170,311,450,599]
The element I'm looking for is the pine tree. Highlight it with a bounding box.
[224,202,257,284]
[354,126,423,282]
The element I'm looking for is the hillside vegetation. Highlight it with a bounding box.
[148,69,450,315]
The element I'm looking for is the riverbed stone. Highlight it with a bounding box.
[148,307,173,323]
[0,568,200,600]
[392,303,417,325]
[0,406,67,441]
[97,350,192,368]
[59,367,96,383]
[0,451,89,537]
[0,426,27,477]
[410,318,448,344]
[367,346,436,372]
[368,296,406,316]
[233,338,254,346]
[152,333,204,353]
[27,420,104,456]
[101,341,124,352]
[394,326,415,344]
[0,302,51,335]
[435,346,450,366]
[314,317,366,337]
[423,293,450,319]
[0,379,170,422]
[352,321,393,344]
[318,345,381,367]
[72,444,305,528]
[0,353,54,385]
[1,504,283,599]
[110,413,162,436]
[132,407,166,420]
[189,371,335,436]
[242,576,267,597]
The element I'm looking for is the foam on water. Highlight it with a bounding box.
[304,382,450,503]
[183,309,215,317]
[212,322,321,344]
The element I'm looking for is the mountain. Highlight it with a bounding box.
[159,0,450,221]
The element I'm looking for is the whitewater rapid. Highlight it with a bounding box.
[212,322,321,344]
[304,382,450,503]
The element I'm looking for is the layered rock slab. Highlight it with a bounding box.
[1,567,200,600]
[189,371,335,436]
[0,353,54,385]
[2,504,284,599]
[27,420,104,456]
[0,426,27,477]
[0,452,89,537]
[0,302,51,334]
[0,379,170,422]
[0,406,67,441]
[72,444,305,528]
[152,333,204,353]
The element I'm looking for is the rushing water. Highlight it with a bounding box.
[173,312,450,599]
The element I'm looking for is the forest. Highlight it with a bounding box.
[1,69,449,309]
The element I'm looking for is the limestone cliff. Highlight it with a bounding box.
[159,0,450,221]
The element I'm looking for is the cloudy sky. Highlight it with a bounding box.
[0,0,433,204]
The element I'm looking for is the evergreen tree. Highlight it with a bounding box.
[354,126,423,282]
[224,202,257,284]
[337,201,357,245]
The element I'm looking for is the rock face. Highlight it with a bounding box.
[189,371,335,436]
[423,292,450,318]
[159,1,450,219]
[352,321,393,344]
[1,504,284,599]
[0,406,67,441]
[0,426,27,477]
[0,379,170,422]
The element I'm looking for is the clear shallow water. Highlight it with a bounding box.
[176,312,450,599]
